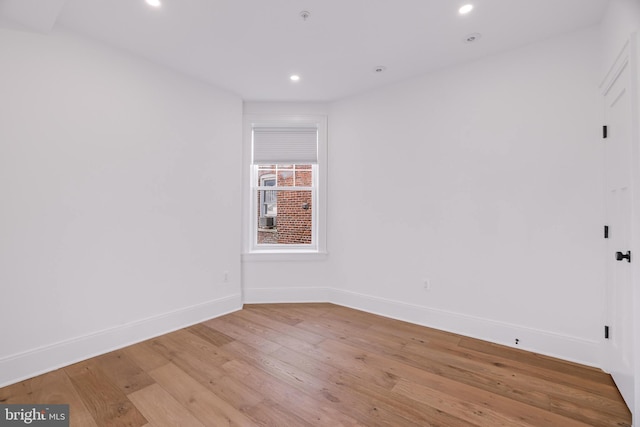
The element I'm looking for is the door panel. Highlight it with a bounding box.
[603,49,635,412]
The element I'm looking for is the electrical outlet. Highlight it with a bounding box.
[223,271,229,283]
[423,278,431,291]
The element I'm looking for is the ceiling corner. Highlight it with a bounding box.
[0,0,68,33]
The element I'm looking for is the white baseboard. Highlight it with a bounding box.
[243,286,331,303]
[242,286,601,368]
[1,286,603,389]
[0,294,242,388]
[330,289,601,367]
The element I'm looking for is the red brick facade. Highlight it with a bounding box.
[257,165,313,245]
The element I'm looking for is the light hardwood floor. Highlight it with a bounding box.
[0,303,632,426]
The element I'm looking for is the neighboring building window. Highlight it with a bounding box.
[245,116,327,253]
[259,174,277,220]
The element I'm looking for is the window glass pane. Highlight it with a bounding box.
[295,170,312,186]
[278,169,295,187]
[256,190,312,245]
[263,190,277,216]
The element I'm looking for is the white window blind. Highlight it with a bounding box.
[252,126,318,164]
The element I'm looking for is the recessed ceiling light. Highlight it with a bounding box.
[459,4,474,14]
[290,75,301,82]
[146,0,161,7]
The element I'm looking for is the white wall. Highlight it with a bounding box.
[0,28,243,386]
[328,27,602,365]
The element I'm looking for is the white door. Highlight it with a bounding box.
[602,39,637,415]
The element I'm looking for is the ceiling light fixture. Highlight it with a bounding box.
[300,11,310,21]
[459,4,473,14]
[146,0,161,7]
[290,75,301,82]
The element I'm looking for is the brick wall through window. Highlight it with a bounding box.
[257,165,313,245]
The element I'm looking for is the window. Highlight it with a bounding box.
[259,174,277,220]
[244,115,327,255]
[255,164,314,244]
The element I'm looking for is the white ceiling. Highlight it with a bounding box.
[1,0,609,101]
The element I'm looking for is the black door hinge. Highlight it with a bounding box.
[605,325,610,339]
[603,125,608,139]
[604,225,609,239]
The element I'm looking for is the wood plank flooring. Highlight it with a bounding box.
[0,303,632,426]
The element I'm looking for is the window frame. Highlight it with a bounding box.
[243,114,327,258]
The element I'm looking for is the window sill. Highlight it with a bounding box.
[257,227,278,233]
[242,250,328,262]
